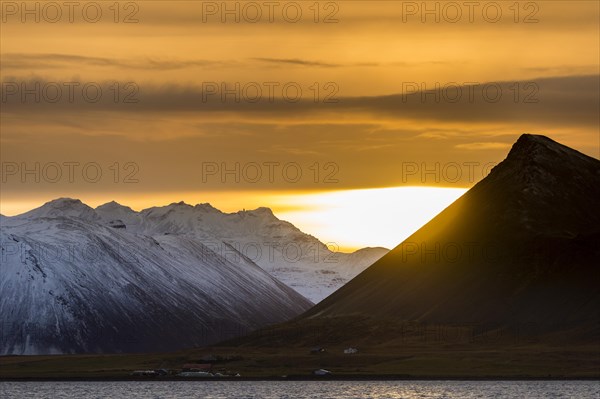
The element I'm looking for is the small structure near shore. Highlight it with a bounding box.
[178,371,212,378]
[131,370,158,377]
[181,363,212,372]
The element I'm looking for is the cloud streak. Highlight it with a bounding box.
[454,142,512,151]
[252,58,380,68]
[1,53,439,72]
[0,53,238,71]
[2,75,598,129]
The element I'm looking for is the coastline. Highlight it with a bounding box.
[2,376,599,382]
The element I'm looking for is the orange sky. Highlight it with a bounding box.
[1,1,599,248]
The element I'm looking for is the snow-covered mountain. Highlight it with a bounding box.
[94,200,388,302]
[0,199,314,355]
[0,198,387,354]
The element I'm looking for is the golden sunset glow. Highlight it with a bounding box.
[273,187,468,251]
[0,186,466,251]
[1,1,600,382]
[1,1,599,249]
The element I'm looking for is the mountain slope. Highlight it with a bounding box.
[305,134,600,330]
[0,200,313,355]
[230,134,600,353]
[95,201,387,303]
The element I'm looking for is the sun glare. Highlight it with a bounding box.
[271,187,468,252]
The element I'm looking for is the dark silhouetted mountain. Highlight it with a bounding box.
[306,134,600,330]
[232,134,599,352]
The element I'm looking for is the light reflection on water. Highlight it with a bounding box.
[1,380,599,399]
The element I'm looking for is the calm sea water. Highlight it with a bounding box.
[1,380,598,398]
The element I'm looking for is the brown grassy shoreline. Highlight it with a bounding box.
[2,343,598,380]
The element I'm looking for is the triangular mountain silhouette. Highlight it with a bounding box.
[232,134,600,350]
[306,134,600,325]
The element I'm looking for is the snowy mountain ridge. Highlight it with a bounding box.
[1,198,387,354]
[1,202,315,355]
[16,198,387,302]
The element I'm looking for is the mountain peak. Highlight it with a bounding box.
[483,133,599,189]
[515,133,555,146]
[47,197,84,207]
[512,133,558,151]
[95,201,138,225]
[472,134,600,235]
[96,200,134,212]
[243,207,276,218]
[504,133,594,166]
[101,200,121,207]
[254,206,274,214]
[169,201,192,208]
[20,198,99,220]
[194,203,220,212]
